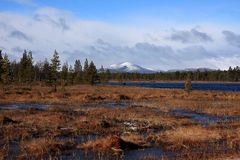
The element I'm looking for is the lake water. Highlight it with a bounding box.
[101,82,240,92]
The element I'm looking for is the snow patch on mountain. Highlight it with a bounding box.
[109,62,156,73]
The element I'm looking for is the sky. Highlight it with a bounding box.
[0,0,240,70]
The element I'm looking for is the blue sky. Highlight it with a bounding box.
[2,0,240,24]
[0,0,240,70]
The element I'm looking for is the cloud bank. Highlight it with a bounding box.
[0,7,240,70]
[169,29,213,43]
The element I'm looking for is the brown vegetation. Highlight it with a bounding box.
[0,84,240,159]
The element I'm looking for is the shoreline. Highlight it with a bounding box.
[108,80,240,84]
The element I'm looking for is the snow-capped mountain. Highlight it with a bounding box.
[107,62,215,74]
[109,62,156,73]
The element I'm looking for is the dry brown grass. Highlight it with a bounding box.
[19,138,67,158]
[79,134,144,154]
[158,99,240,116]
[0,84,240,159]
[0,145,8,160]
[0,84,240,105]
[149,126,222,150]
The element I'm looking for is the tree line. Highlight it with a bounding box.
[0,49,240,91]
[0,50,98,91]
[104,67,240,82]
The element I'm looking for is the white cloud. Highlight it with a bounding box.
[168,29,213,43]
[222,30,240,48]
[0,7,239,70]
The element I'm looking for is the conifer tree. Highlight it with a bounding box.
[68,65,74,85]
[19,50,34,83]
[61,62,69,83]
[0,53,10,92]
[50,50,61,92]
[83,59,89,83]
[74,59,82,84]
[99,66,110,82]
[42,59,51,83]
[1,54,10,84]
[87,61,98,85]
[10,60,19,82]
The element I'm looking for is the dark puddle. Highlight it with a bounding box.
[171,108,240,126]
[0,102,131,110]
[0,100,162,110]
[0,103,49,110]
[81,101,130,108]
[61,150,123,160]
[60,147,168,160]
[124,147,168,160]
[5,141,20,160]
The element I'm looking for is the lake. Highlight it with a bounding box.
[101,82,240,92]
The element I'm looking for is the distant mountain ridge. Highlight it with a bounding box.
[109,62,156,73]
[167,68,215,73]
[107,62,215,73]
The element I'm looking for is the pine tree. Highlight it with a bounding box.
[83,59,89,83]
[26,51,34,82]
[50,50,61,92]
[228,67,234,81]
[2,54,10,84]
[99,65,104,73]
[99,66,110,82]
[87,61,98,85]
[34,61,42,82]
[10,60,19,82]
[0,53,10,92]
[42,59,51,83]
[19,50,34,83]
[74,59,82,84]
[61,62,69,83]
[68,65,74,85]
[19,50,28,82]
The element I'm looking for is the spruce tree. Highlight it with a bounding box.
[87,61,98,85]
[0,53,10,92]
[74,59,82,84]
[19,50,34,83]
[61,62,69,83]
[2,54,10,84]
[26,51,34,82]
[10,60,19,82]
[50,50,61,92]
[19,50,28,82]
[68,65,74,85]
[83,59,89,83]
[42,59,51,83]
